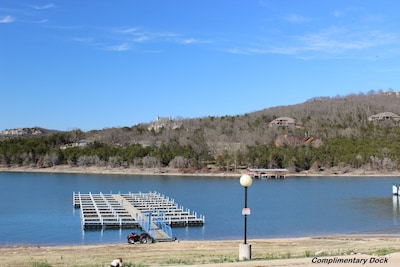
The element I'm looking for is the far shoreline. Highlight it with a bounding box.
[1,165,400,177]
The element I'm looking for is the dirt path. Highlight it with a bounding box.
[1,235,400,267]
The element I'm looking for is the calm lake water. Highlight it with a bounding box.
[1,172,400,246]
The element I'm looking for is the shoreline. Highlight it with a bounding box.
[2,234,400,267]
[2,165,400,177]
[2,233,399,248]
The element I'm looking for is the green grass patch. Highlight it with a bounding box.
[375,248,398,256]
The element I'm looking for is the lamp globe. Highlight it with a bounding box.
[240,174,253,188]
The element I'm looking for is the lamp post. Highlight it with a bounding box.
[239,174,253,260]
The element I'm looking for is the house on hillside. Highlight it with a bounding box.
[269,117,296,128]
[60,140,92,150]
[147,116,182,131]
[368,112,400,123]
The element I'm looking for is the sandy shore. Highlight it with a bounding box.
[1,235,400,267]
[2,165,400,177]
[0,165,241,177]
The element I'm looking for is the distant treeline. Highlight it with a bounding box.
[0,124,399,173]
[1,91,400,173]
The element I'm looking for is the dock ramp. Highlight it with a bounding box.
[112,194,172,241]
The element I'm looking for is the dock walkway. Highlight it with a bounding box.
[112,194,171,241]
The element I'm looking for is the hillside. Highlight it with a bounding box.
[1,91,400,174]
[85,90,400,146]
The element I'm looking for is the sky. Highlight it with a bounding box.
[1,0,400,131]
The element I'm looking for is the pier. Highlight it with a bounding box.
[247,168,289,179]
[73,191,205,241]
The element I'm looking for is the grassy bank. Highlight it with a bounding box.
[2,235,400,267]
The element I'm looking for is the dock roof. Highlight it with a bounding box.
[248,168,289,172]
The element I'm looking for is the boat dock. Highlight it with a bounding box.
[73,192,137,228]
[247,168,289,179]
[120,192,205,226]
[73,191,205,241]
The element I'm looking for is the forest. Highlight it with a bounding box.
[1,90,400,174]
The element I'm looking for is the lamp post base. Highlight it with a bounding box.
[238,243,252,260]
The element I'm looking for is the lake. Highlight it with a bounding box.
[1,172,400,246]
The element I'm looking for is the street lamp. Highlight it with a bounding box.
[239,174,252,260]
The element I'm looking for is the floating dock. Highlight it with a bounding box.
[73,191,205,241]
[73,192,137,229]
[120,192,205,226]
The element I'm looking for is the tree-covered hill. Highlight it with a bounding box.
[1,90,400,174]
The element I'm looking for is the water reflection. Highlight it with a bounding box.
[393,196,400,225]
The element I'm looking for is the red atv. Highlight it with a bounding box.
[127,232,152,244]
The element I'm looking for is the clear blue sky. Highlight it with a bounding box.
[1,1,399,131]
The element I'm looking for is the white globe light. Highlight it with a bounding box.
[240,174,253,187]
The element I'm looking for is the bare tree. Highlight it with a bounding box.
[43,152,59,167]
[108,156,121,168]
[169,156,189,169]
[142,156,158,168]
